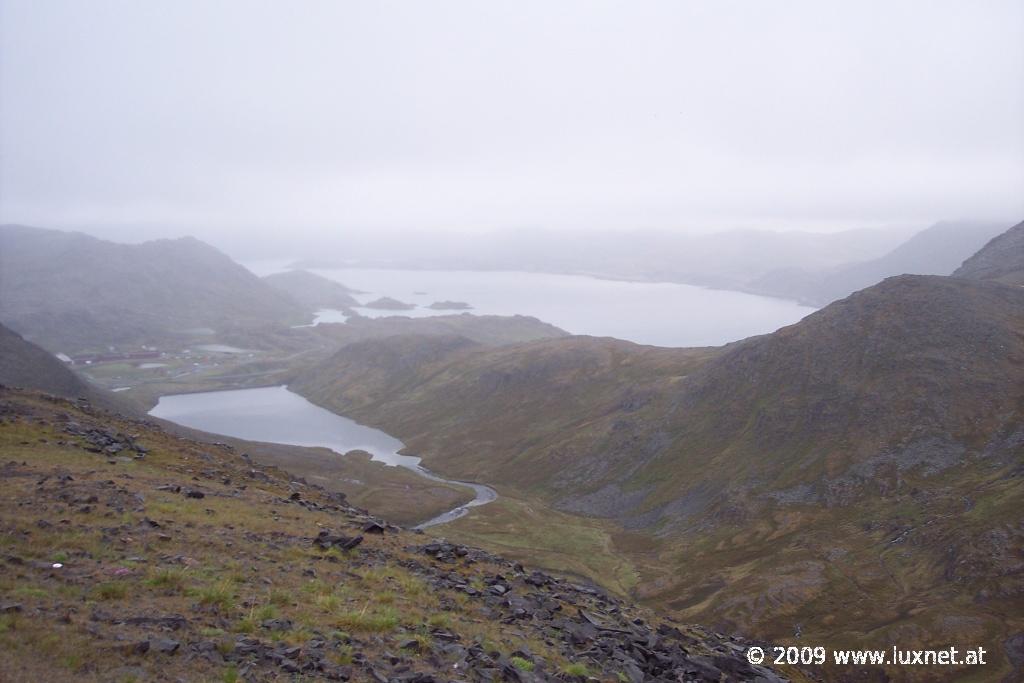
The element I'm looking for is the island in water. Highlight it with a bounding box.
[363,296,416,310]
[427,300,473,310]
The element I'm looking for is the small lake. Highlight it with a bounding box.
[249,264,815,348]
[193,344,253,354]
[149,385,495,528]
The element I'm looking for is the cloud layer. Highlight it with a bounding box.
[2,0,1022,240]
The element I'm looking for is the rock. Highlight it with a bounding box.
[125,614,188,630]
[0,603,23,613]
[399,638,421,652]
[362,521,385,534]
[184,489,205,499]
[149,638,181,654]
[313,531,363,551]
[432,630,459,642]
[261,618,294,631]
[233,637,262,655]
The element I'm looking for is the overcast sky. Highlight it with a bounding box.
[1,0,1022,243]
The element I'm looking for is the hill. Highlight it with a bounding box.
[0,323,94,399]
[749,220,1008,305]
[954,219,1024,285]
[292,274,1024,678]
[297,274,1024,513]
[0,322,133,412]
[262,269,360,311]
[0,225,308,353]
[0,388,788,682]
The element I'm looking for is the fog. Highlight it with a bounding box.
[1,0,1022,257]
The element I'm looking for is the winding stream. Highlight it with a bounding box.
[148,385,495,529]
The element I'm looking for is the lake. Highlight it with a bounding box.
[149,385,496,528]
[250,262,815,347]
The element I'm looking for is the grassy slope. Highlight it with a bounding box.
[0,389,798,683]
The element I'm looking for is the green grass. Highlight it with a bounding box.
[254,604,278,621]
[335,606,399,633]
[147,567,188,592]
[315,593,341,611]
[563,662,593,678]
[94,582,128,600]
[427,612,451,629]
[331,643,354,665]
[233,617,256,634]
[196,580,235,611]
[268,588,292,607]
[510,656,534,672]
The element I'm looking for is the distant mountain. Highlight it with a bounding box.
[954,219,1024,285]
[262,269,360,311]
[0,225,308,352]
[288,226,915,290]
[292,272,1024,668]
[749,220,1009,305]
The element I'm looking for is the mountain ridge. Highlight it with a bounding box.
[954,219,1024,285]
[748,220,1008,305]
[0,224,309,352]
[262,269,360,311]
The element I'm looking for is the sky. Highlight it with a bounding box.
[1,0,1022,246]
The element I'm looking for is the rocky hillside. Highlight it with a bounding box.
[296,274,1024,519]
[263,269,360,311]
[0,225,308,352]
[292,336,718,489]
[954,219,1024,285]
[0,388,790,682]
[292,273,1024,677]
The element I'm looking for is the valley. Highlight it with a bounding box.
[1,219,1022,681]
[282,248,1024,678]
[4,6,1021,680]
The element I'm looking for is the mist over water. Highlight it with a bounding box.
[306,267,815,347]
